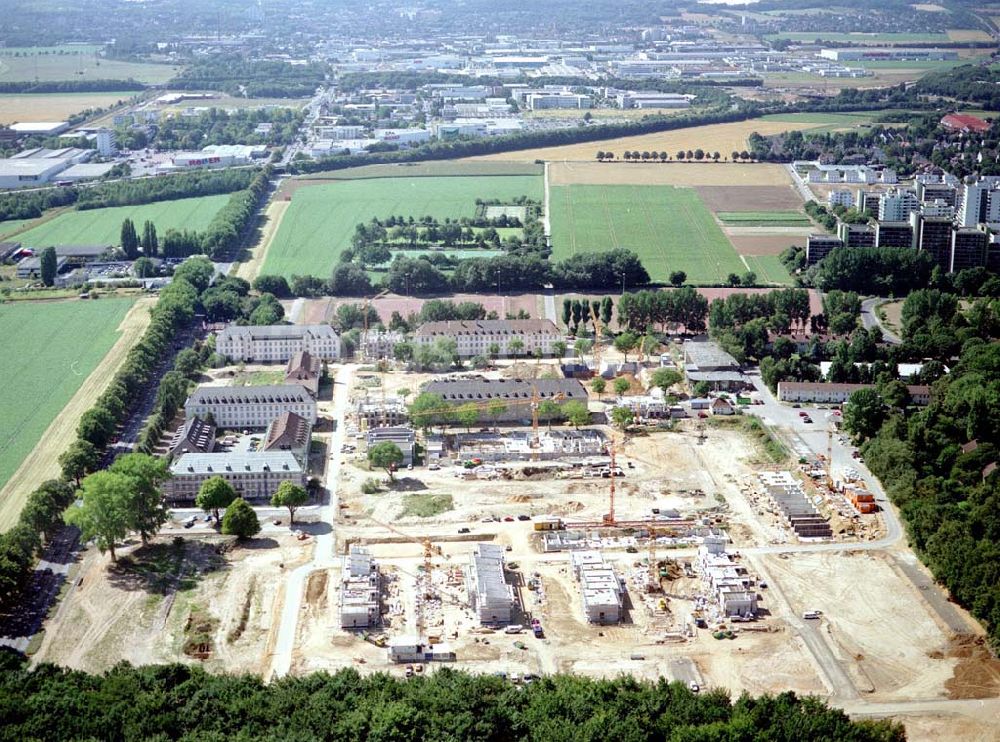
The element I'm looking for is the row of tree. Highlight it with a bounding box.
[616,288,710,334]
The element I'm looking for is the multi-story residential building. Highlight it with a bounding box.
[163,451,304,502]
[422,377,587,423]
[916,181,957,207]
[878,188,919,222]
[805,234,843,265]
[951,228,989,272]
[856,189,881,216]
[919,199,954,219]
[167,417,216,459]
[958,178,1000,227]
[216,324,340,363]
[838,222,876,248]
[875,221,915,249]
[777,382,931,405]
[465,543,515,625]
[414,319,562,358]
[184,385,318,429]
[912,214,954,271]
[828,190,854,209]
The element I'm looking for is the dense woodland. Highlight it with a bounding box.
[168,57,327,98]
[0,79,145,93]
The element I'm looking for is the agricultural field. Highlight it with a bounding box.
[0,46,178,84]
[468,120,819,163]
[716,211,811,227]
[0,91,141,125]
[0,297,144,529]
[549,184,746,284]
[0,218,38,239]
[548,161,796,187]
[742,255,795,285]
[15,195,230,249]
[263,172,542,278]
[763,31,950,43]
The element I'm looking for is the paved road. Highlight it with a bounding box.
[785,163,818,203]
[268,364,352,679]
[861,297,902,345]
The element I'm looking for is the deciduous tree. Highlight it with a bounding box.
[369,441,404,480]
[221,498,260,540]
[271,481,309,525]
[65,471,132,563]
[196,476,237,522]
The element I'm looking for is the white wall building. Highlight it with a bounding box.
[95,128,117,157]
[828,190,854,209]
[373,128,432,146]
[340,545,381,628]
[184,385,318,428]
[413,319,561,358]
[163,451,304,501]
[571,551,623,624]
[524,93,591,110]
[878,188,919,222]
[217,324,341,362]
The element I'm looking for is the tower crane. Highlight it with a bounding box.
[602,432,622,526]
[590,302,604,374]
[360,288,390,362]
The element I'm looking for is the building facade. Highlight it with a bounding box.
[184,384,318,429]
[465,543,515,624]
[414,319,562,358]
[216,324,341,362]
[163,451,304,502]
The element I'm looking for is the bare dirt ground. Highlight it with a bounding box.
[468,121,819,164]
[728,235,802,256]
[0,92,137,125]
[236,199,289,282]
[35,531,312,674]
[0,297,154,530]
[547,162,795,187]
[695,185,803,211]
[287,293,543,327]
[894,714,1000,742]
[758,551,958,701]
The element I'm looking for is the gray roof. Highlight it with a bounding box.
[218,324,338,341]
[187,384,314,406]
[415,319,559,337]
[169,450,302,476]
[683,340,739,371]
[424,377,587,402]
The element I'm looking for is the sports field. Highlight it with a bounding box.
[0,91,140,125]
[0,298,140,527]
[263,174,542,278]
[0,46,177,84]
[717,211,811,227]
[549,184,746,284]
[16,195,230,248]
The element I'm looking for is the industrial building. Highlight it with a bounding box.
[216,324,341,363]
[805,234,843,265]
[340,546,381,629]
[819,48,957,62]
[163,451,304,502]
[184,385,318,429]
[571,551,624,624]
[614,91,691,109]
[421,377,588,422]
[682,339,749,391]
[524,92,591,110]
[465,543,515,624]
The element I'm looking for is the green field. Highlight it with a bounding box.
[842,59,979,70]
[760,111,889,126]
[717,211,811,227]
[16,195,230,249]
[549,184,745,284]
[0,218,38,239]
[764,32,949,43]
[0,298,134,492]
[743,255,794,286]
[0,46,177,84]
[265,175,542,278]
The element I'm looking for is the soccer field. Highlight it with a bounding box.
[0,298,134,498]
[549,184,745,284]
[262,174,542,278]
[16,195,230,248]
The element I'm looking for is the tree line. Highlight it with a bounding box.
[0,79,145,94]
[168,56,327,98]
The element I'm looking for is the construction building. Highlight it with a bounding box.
[216,324,341,363]
[184,384,317,429]
[422,377,588,422]
[284,350,322,396]
[571,551,624,624]
[366,426,416,467]
[340,545,381,629]
[682,339,749,392]
[447,429,605,462]
[805,234,843,265]
[465,543,516,624]
[698,546,758,618]
[758,471,832,540]
[163,451,304,502]
[261,411,312,459]
[388,636,456,663]
[167,417,217,459]
[356,396,409,429]
[413,319,562,358]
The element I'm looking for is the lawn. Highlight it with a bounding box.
[263,174,542,278]
[16,195,230,248]
[0,218,38,239]
[760,112,887,125]
[0,46,178,84]
[717,211,811,227]
[399,494,454,518]
[0,298,134,493]
[549,184,745,284]
[743,255,794,286]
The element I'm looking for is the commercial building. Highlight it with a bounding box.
[184,384,318,429]
[683,339,748,391]
[284,350,321,396]
[941,113,990,134]
[875,221,914,249]
[524,92,591,110]
[432,118,523,139]
[15,254,67,279]
[167,417,217,459]
[805,234,843,265]
[366,426,415,467]
[262,411,312,459]
[571,551,623,624]
[216,324,341,362]
[0,157,72,189]
[340,546,381,629]
[421,377,588,422]
[465,543,515,624]
[414,319,561,358]
[373,127,432,146]
[8,121,70,137]
[163,450,304,502]
[776,381,931,405]
[615,92,691,109]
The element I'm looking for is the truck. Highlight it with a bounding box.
[533,517,564,531]
[531,619,544,638]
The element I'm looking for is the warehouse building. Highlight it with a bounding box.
[466,543,515,625]
[340,545,381,629]
[163,451,304,502]
[184,385,317,429]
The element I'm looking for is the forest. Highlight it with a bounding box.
[0,657,904,742]
[168,57,327,98]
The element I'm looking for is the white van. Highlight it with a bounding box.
[802,610,822,620]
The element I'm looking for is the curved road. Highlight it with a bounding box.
[861,297,902,345]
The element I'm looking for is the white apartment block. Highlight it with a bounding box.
[340,545,381,628]
[185,385,318,429]
[827,190,854,209]
[466,543,515,624]
[216,324,341,363]
[878,188,919,222]
[163,451,304,502]
[414,319,562,358]
[571,550,623,624]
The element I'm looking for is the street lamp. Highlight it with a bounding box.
[496,269,501,296]
[620,271,626,297]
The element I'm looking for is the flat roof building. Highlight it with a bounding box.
[571,550,623,624]
[805,234,843,265]
[340,545,381,629]
[366,426,415,467]
[466,543,515,624]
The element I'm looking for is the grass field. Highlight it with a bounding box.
[0,218,37,238]
[0,91,141,125]
[284,161,541,186]
[548,161,795,187]
[743,255,794,286]
[264,174,542,278]
[760,111,892,126]
[16,195,230,248]
[717,211,810,227]
[0,46,178,84]
[549,184,745,284]
[0,298,138,526]
[764,31,950,43]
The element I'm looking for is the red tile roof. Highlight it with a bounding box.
[941,114,990,133]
